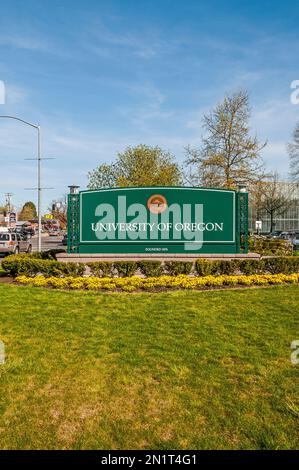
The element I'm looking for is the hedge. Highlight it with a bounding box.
[195,257,299,276]
[15,273,299,291]
[87,261,113,277]
[2,254,84,277]
[3,254,299,278]
[249,237,293,256]
[163,261,193,276]
[137,260,164,277]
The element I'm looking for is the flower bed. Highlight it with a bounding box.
[15,273,299,292]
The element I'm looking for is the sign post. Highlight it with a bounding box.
[8,211,17,228]
[255,220,262,235]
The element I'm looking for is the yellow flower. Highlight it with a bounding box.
[13,272,299,291]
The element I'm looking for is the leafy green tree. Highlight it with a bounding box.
[185,90,266,189]
[88,144,182,189]
[88,163,118,189]
[19,201,37,221]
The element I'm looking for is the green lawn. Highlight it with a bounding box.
[0,283,298,450]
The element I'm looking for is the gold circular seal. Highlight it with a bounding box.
[147,194,167,214]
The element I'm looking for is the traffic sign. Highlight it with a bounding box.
[9,212,17,223]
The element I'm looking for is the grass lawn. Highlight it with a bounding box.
[0,283,298,450]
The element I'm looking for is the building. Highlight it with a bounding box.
[249,182,299,233]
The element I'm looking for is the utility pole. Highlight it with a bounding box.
[4,193,13,213]
[4,193,13,228]
[0,116,53,252]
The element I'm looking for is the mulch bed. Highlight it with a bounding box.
[0,276,15,284]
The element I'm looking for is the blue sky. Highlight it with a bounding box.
[0,0,298,211]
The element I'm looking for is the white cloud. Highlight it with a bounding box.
[84,17,176,61]
[0,34,49,51]
[251,98,299,140]
[261,141,289,174]
[4,83,28,104]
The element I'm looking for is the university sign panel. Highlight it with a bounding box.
[68,187,248,254]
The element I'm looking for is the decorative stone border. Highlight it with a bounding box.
[56,252,261,263]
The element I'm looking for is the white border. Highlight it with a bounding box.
[79,187,236,244]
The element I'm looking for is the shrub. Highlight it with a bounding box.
[2,254,84,277]
[2,255,58,277]
[195,256,299,276]
[263,257,299,274]
[87,261,113,277]
[113,261,137,277]
[4,253,299,279]
[137,260,163,277]
[249,236,293,256]
[236,259,265,275]
[56,262,85,276]
[195,259,215,276]
[39,249,66,260]
[164,261,193,276]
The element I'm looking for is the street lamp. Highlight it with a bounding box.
[0,115,43,251]
[68,185,80,195]
[237,182,247,193]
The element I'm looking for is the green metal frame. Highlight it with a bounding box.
[67,193,80,253]
[236,191,249,253]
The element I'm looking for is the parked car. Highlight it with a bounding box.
[268,230,283,239]
[48,229,60,236]
[24,227,35,237]
[278,232,291,240]
[0,232,32,255]
[291,233,299,251]
[276,230,298,239]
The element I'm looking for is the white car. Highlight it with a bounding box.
[0,232,32,255]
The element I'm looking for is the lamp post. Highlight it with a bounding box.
[68,185,80,195]
[0,115,42,251]
[238,183,247,193]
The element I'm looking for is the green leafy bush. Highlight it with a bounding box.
[2,254,84,277]
[58,262,85,276]
[164,261,193,276]
[3,253,299,279]
[263,257,299,274]
[113,261,138,277]
[39,249,66,260]
[249,237,293,256]
[195,259,216,276]
[87,261,113,277]
[237,259,265,275]
[137,261,163,277]
[195,257,299,276]
[214,260,238,275]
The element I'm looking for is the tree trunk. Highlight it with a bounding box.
[270,211,274,233]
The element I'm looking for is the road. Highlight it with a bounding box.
[30,233,66,252]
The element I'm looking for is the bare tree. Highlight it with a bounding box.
[185,90,266,188]
[249,177,267,222]
[258,173,295,233]
[288,123,299,180]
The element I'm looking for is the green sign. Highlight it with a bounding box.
[68,187,248,254]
